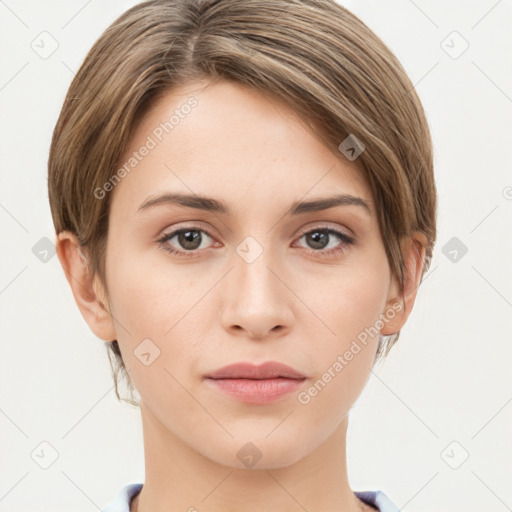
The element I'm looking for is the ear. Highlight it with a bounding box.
[56,231,117,342]
[380,232,427,336]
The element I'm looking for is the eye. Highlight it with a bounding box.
[293,226,355,257]
[157,225,215,257]
[157,224,355,258]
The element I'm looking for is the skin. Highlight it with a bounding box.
[57,78,426,512]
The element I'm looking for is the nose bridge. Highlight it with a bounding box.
[219,233,292,338]
[233,234,283,305]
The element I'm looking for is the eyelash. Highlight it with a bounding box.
[157,224,355,259]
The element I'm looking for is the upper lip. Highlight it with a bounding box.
[205,362,306,380]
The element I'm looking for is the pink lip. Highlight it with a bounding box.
[204,362,306,404]
[205,361,306,380]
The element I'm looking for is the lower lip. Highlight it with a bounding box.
[205,377,305,404]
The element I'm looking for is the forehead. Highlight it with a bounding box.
[109,78,372,219]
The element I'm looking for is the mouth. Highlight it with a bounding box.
[205,361,306,380]
[204,361,306,404]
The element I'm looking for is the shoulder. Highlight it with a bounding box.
[102,483,143,512]
[355,490,401,512]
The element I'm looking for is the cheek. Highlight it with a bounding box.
[303,259,389,345]
[297,271,386,421]
[106,241,202,334]
[336,278,386,341]
[297,260,389,400]
[105,260,203,410]
[103,248,206,389]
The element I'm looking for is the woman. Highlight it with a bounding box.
[48,1,437,510]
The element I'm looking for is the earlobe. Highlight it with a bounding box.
[380,233,427,336]
[56,231,117,342]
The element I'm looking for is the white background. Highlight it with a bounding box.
[0,1,511,511]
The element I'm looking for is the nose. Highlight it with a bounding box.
[218,246,293,341]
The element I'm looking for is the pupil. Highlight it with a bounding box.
[180,230,201,250]
[308,231,328,249]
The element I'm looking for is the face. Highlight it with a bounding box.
[101,78,399,469]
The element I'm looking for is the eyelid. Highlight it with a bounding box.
[157,222,216,246]
[157,221,217,241]
[158,222,353,242]
[295,222,354,240]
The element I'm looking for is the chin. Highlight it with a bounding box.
[199,432,311,471]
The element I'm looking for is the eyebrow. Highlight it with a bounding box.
[137,192,371,217]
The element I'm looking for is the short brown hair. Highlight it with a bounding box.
[48,0,437,405]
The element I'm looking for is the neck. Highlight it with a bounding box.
[132,401,367,512]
